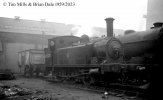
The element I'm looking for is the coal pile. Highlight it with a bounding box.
[0,83,56,100]
[0,84,32,99]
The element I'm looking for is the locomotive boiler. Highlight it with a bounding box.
[117,23,163,64]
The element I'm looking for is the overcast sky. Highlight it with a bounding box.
[0,0,147,33]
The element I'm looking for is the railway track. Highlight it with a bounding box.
[21,73,147,100]
[46,78,145,100]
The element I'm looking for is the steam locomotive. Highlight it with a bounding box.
[21,18,163,95]
[44,18,163,90]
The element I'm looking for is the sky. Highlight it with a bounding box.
[0,0,147,36]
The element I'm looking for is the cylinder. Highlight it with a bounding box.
[105,18,115,37]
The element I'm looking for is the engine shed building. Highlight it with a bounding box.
[0,17,74,73]
[146,0,163,29]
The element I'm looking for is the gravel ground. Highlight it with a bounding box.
[0,75,146,100]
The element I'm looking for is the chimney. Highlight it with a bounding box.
[153,22,163,28]
[105,18,114,37]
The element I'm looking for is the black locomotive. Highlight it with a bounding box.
[20,18,163,98]
[44,18,163,91]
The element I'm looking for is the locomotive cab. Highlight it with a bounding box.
[48,36,80,65]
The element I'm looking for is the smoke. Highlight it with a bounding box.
[71,25,94,37]
[71,25,124,37]
[71,25,108,37]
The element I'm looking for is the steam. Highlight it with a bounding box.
[71,25,94,37]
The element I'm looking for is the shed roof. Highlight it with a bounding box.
[0,17,74,35]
